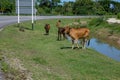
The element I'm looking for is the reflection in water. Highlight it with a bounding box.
[89,38,120,61]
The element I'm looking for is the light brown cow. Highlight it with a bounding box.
[64,26,90,49]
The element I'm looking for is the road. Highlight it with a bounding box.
[0,16,98,28]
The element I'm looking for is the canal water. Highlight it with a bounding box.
[89,38,120,61]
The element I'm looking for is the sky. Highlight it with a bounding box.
[61,0,75,2]
[114,0,120,2]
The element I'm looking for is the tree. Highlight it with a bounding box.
[0,0,9,13]
[51,0,60,6]
[36,0,120,15]
[62,2,74,15]
[98,0,111,13]
[0,0,15,14]
[37,0,61,15]
[111,1,120,14]
[92,1,106,15]
[73,0,94,15]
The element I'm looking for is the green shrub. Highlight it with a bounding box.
[89,17,104,26]
[1,61,9,72]
[117,13,120,19]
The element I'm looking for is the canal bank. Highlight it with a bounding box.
[89,26,120,61]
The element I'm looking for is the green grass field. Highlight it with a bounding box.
[0,18,120,80]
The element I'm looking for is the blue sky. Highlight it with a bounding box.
[114,0,120,2]
[61,0,75,2]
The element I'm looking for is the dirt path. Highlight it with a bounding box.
[0,72,5,80]
[107,18,120,24]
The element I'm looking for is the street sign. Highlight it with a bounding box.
[16,0,35,14]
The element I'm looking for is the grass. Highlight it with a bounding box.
[0,18,120,80]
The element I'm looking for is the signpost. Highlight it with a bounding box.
[32,0,34,30]
[16,0,35,30]
[17,0,20,27]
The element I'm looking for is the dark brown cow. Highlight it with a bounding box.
[64,26,90,49]
[44,24,50,35]
[57,27,65,40]
[56,20,65,40]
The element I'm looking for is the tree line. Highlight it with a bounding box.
[36,0,120,15]
[0,0,120,15]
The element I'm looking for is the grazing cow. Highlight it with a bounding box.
[56,20,65,40]
[44,24,50,35]
[64,26,90,49]
[56,20,61,28]
[57,27,65,40]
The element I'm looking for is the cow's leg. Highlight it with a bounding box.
[72,40,75,49]
[47,30,49,35]
[57,31,60,40]
[60,33,62,40]
[75,39,79,49]
[48,30,49,35]
[63,33,65,40]
[82,38,87,49]
[45,29,47,34]
[77,42,79,49]
[81,39,85,48]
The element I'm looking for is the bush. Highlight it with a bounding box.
[117,13,120,19]
[89,17,104,26]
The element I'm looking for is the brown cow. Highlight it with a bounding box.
[64,26,90,49]
[57,27,65,40]
[56,20,65,40]
[56,20,61,28]
[44,24,50,35]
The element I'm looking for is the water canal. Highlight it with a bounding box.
[89,38,120,61]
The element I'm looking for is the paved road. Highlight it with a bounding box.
[0,16,98,28]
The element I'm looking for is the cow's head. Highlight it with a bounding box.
[64,26,71,34]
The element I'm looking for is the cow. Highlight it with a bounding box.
[56,20,65,40]
[56,20,61,28]
[64,26,90,49]
[44,24,50,35]
[57,27,65,40]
